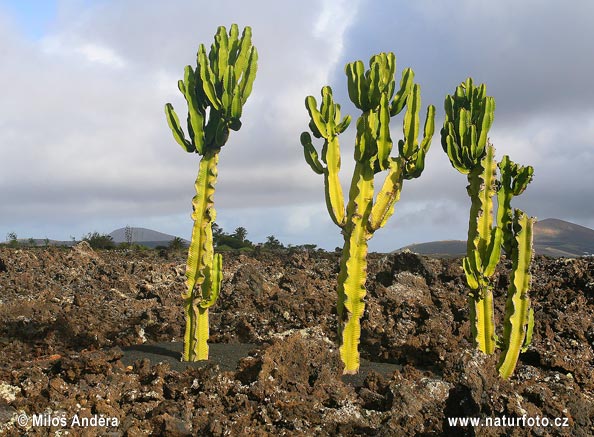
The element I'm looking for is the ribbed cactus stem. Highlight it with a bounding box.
[183,152,220,361]
[442,78,535,378]
[465,144,499,354]
[302,53,434,374]
[498,211,535,378]
[338,162,374,374]
[165,24,257,362]
[324,136,346,227]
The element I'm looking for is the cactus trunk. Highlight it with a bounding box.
[337,162,374,374]
[183,152,221,361]
[498,212,535,378]
[302,54,435,374]
[465,144,499,354]
[441,79,535,378]
[165,24,257,362]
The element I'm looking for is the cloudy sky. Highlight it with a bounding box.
[1,0,593,252]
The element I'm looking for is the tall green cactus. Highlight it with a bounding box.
[498,210,535,379]
[301,53,435,374]
[441,79,535,378]
[442,78,499,354]
[164,24,257,362]
[497,157,535,379]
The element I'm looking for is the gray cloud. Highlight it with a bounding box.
[1,0,593,249]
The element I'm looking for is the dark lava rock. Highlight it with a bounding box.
[0,247,592,435]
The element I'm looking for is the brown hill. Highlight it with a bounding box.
[399,218,594,257]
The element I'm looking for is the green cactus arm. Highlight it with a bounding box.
[498,211,535,379]
[345,60,367,110]
[390,68,414,116]
[368,157,403,232]
[305,96,329,138]
[403,104,435,180]
[483,226,503,277]
[199,253,223,308]
[300,132,324,174]
[338,162,374,374]
[335,113,352,134]
[477,96,495,153]
[197,44,222,110]
[321,86,335,123]
[377,93,393,170]
[323,136,346,227]
[442,126,470,174]
[239,46,258,104]
[181,66,206,154]
[227,24,240,59]
[165,103,195,153]
[497,156,535,254]
[214,26,230,82]
[221,65,235,112]
[522,307,534,353]
[367,62,382,109]
[303,88,349,227]
[234,26,254,81]
[230,92,243,125]
[463,256,479,289]
[399,84,421,158]
[355,112,379,163]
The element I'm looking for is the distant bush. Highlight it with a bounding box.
[83,232,116,249]
[215,235,253,250]
[168,237,187,251]
[6,232,18,248]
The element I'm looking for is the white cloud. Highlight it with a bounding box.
[1,0,593,246]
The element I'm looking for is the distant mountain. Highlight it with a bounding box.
[109,227,187,248]
[533,218,594,257]
[398,218,594,258]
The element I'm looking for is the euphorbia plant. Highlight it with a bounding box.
[441,78,535,378]
[301,53,435,373]
[164,24,257,361]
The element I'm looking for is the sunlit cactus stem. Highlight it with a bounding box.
[301,53,435,374]
[496,156,535,378]
[164,24,257,361]
[442,78,535,378]
[498,210,535,379]
[441,78,500,354]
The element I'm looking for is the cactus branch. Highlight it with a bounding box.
[303,53,434,374]
[183,152,219,361]
[165,25,257,362]
[498,211,535,379]
[442,78,535,377]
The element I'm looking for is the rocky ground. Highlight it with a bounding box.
[0,243,592,436]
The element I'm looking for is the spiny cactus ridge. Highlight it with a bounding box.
[301,52,435,374]
[441,78,535,378]
[164,24,257,362]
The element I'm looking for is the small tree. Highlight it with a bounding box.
[83,232,115,249]
[164,24,258,362]
[263,235,284,250]
[233,226,247,242]
[6,232,18,248]
[169,236,187,251]
[124,225,134,246]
